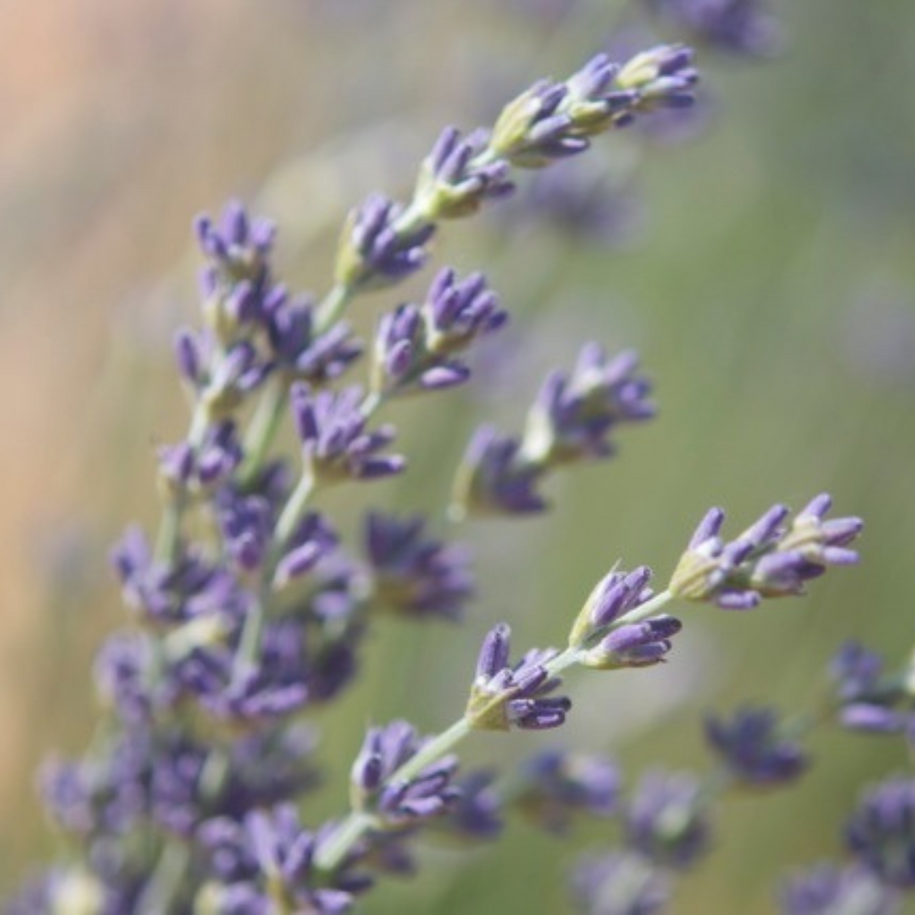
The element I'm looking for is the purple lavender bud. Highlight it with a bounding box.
[705,707,808,787]
[670,496,863,607]
[513,157,647,247]
[290,383,405,484]
[94,633,153,724]
[476,622,512,681]
[195,201,277,338]
[646,0,782,57]
[830,642,885,702]
[157,441,196,491]
[624,770,711,869]
[582,615,681,670]
[846,778,915,887]
[414,126,515,219]
[616,45,699,112]
[451,425,547,518]
[521,344,655,469]
[516,748,618,833]
[335,193,435,291]
[195,201,276,268]
[215,490,274,574]
[372,268,507,400]
[111,527,249,626]
[571,851,672,915]
[185,618,315,726]
[266,290,362,386]
[273,512,339,590]
[569,566,654,647]
[438,770,504,841]
[362,511,473,621]
[174,327,202,385]
[349,721,459,827]
[40,731,150,838]
[424,267,507,351]
[203,805,355,912]
[840,704,909,734]
[780,862,899,915]
[467,625,569,731]
[170,329,270,422]
[201,342,272,419]
[490,77,593,168]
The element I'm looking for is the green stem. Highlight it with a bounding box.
[274,471,316,547]
[154,497,185,566]
[231,590,268,690]
[134,840,189,915]
[315,717,473,873]
[360,390,383,419]
[240,378,289,486]
[315,284,354,334]
[614,589,676,628]
[388,717,473,784]
[154,402,210,565]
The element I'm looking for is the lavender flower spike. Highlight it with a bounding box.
[646,0,782,58]
[197,806,354,914]
[350,721,459,827]
[669,495,863,608]
[451,425,547,518]
[521,345,655,468]
[705,707,808,787]
[466,624,570,731]
[334,193,435,292]
[371,268,507,399]
[572,851,672,915]
[568,565,654,648]
[194,200,277,339]
[413,126,515,220]
[624,770,711,869]
[290,382,405,484]
[363,511,474,621]
[780,862,900,915]
[489,45,697,169]
[516,748,619,833]
[846,777,915,888]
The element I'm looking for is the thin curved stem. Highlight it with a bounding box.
[240,377,289,486]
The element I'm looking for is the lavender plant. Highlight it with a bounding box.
[6,26,877,915]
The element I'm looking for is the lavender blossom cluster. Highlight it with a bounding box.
[7,19,894,915]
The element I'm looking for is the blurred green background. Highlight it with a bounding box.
[1,0,914,911]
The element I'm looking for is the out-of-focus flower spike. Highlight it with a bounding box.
[645,0,782,58]
[362,511,473,621]
[414,126,515,220]
[290,383,405,484]
[705,707,808,787]
[624,770,712,869]
[451,426,547,519]
[334,194,435,292]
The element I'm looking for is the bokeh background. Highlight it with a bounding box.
[1,0,914,911]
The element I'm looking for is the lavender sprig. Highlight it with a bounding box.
[644,0,781,57]
[669,495,863,609]
[323,44,697,328]
[370,267,507,401]
[452,344,655,518]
